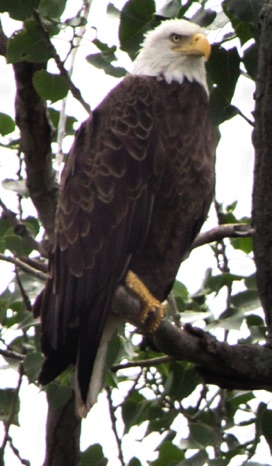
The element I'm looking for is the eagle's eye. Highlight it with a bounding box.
[170,33,182,44]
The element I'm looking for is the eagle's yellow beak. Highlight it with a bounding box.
[173,33,211,61]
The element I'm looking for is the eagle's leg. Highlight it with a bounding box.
[125,271,165,332]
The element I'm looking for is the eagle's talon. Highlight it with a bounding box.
[125,270,165,333]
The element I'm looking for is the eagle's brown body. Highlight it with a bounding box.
[35,74,215,410]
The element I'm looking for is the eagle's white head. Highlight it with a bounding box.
[132,19,211,93]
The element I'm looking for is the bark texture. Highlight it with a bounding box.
[12,61,81,465]
[113,287,272,393]
[252,0,272,340]
[43,392,81,466]
[13,62,58,243]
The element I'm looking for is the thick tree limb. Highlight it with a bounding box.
[13,62,58,242]
[113,286,272,392]
[252,1,272,340]
[43,392,81,466]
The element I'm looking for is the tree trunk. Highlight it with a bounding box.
[252,0,272,341]
[43,392,81,466]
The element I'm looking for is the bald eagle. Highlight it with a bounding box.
[34,19,215,417]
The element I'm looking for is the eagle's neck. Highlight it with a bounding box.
[132,52,208,94]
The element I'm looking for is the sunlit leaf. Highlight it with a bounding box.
[2,178,28,196]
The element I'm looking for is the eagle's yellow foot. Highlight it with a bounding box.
[125,271,165,333]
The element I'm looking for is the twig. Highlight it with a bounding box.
[6,434,30,466]
[112,355,173,373]
[0,348,24,361]
[105,386,125,466]
[15,267,32,311]
[56,0,93,167]
[236,108,254,126]
[32,9,91,115]
[192,223,254,249]
[0,365,25,463]
[0,253,48,280]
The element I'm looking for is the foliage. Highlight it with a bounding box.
[0,0,269,465]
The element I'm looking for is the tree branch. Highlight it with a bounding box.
[192,223,254,249]
[112,286,272,392]
[0,253,47,280]
[252,1,272,340]
[43,392,81,466]
[13,61,58,243]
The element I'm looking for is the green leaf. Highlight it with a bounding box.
[86,53,127,78]
[33,70,69,102]
[156,0,182,20]
[7,19,51,63]
[261,408,272,454]
[23,216,40,237]
[48,108,77,139]
[122,391,149,433]
[165,363,200,400]
[205,272,243,294]
[172,280,189,299]
[46,383,73,410]
[189,421,217,447]
[231,290,260,311]
[1,233,33,256]
[38,0,66,19]
[0,113,15,136]
[119,0,158,59]
[0,0,38,20]
[191,8,217,27]
[128,458,142,466]
[79,444,108,466]
[24,352,43,383]
[151,441,184,466]
[207,45,241,103]
[231,236,253,254]
[223,0,265,28]
[0,388,19,425]
[243,42,258,80]
[2,178,28,196]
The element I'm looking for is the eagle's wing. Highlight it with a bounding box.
[36,76,164,407]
